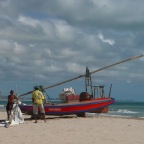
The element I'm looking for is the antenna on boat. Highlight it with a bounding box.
[15,84,18,96]
[18,54,144,97]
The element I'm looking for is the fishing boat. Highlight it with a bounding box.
[18,55,144,117]
[19,67,115,117]
[19,97,115,117]
[19,85,115,117]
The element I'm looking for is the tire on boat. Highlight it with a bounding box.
[76,112,86,117]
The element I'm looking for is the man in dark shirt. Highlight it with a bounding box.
[6,90,18,120]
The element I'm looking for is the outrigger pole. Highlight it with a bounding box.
[18,54,144,97]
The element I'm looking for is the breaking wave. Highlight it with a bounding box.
[0,105,4,107]
[117,109,139,114]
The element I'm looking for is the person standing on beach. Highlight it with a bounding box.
[6,90,18,120]
[32,86,46,123]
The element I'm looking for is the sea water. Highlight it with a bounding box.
[0,99,144,118]
[107,101,144,118]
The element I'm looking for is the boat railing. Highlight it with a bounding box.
[90,84,112,99]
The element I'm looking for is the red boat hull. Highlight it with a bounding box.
[19,98,115,116]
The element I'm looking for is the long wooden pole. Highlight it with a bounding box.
[90,55,144,75]
[18,54,144,97]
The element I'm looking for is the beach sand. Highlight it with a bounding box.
[0,112,144,144]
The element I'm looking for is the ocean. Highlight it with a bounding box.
[108,101,144,118]
[0,99,144,119]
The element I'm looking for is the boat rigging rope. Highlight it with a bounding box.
[18,54,144,98]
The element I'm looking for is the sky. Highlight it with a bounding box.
[0,0,144,101]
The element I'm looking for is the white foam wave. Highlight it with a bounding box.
[101,113,132,118]
[0,105,5,107]
[85,113,96,117]
[117,109,138,114]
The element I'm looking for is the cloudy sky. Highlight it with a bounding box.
[0,0,144,101]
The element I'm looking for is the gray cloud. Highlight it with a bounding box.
[0,0,144,97]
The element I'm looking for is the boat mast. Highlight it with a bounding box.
[85,66,93,97]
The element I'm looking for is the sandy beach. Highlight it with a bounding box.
[0,111,144,144]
